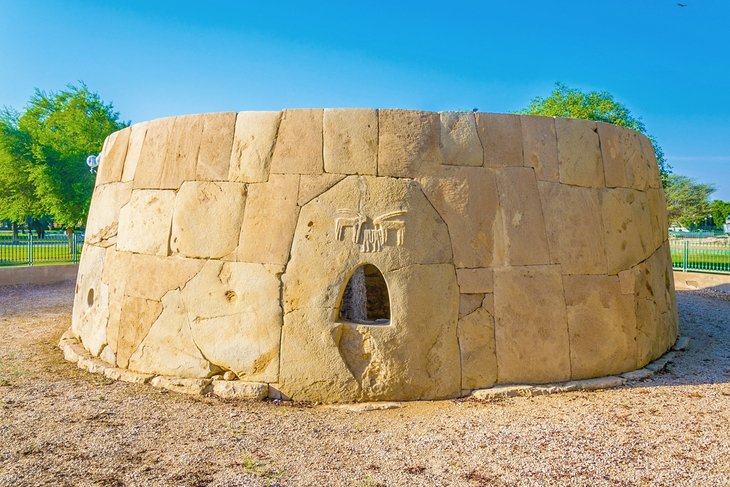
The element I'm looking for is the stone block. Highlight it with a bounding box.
[556,118,604,188]
[77,356,108,375]
[638,133,662,190]
[237,174,300,265]
[117,189,175,256]
[600,188,652,274]
[180,261,283,382]
[620,368,653,381]
[212,380,269,400]
[418,166,500,268]
[196,112,236,180]
[104,367,154,384]
[597,122,641,189]
[456,268,494,294]
[121,122,148,182]
[133,117,175,189]
[563,275,637,379]
[475,113,523,167]
[298,173,345,206]
[116,295,163,369]
[459,293,485,318]
[323,108,378,174]
[458,307,497,390]
[378,109,442,177]
[647,188,669,251]
[439,112,483,167]
[270,109,323,175]
[494,265,570,384]
[521,115,559,182]
[570,376,625,391]
[229,111,281,182]
[170,181,246,259]
[72,245,109,357]
[673,336,690,351]
[538,181,607,274]
[96,127,130,185]
[160,114,204,189]
[62,341,89,364]
[129,290,218,378]
[84,182,132,247]
[150,376,211,395]
[495,167,550,266]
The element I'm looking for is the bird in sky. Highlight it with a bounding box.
[677,3,687,6]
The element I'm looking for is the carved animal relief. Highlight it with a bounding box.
[335,209,406,252]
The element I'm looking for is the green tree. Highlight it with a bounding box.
[1,83,128,234]
[519,83,670,185]
[664,174,715,228]
[709,199,730,228]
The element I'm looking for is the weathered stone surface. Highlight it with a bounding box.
[323,108,378,175]
[494,265,570,384]
[170,181,246,259]
[270,109,323,175]
[77,356,108,375]
[96,127,130,185]
[196,112,236,180]
[180,261,283,382]
[283,176,452,312]
[471,385,537,400]
[117,189,175,256]
[647,188,669,251]
[72,245,109,357]
[458,307,497,390]
[645,351,676,372]
[103,251,204,302]
[620,368,653,381]
[104,367,154,384]
[638,133,662,190]
[298,173,345,206]
[160,115,204,189]
[556,118,604,188]
[238,174,299,265]
[456,268,493,294]
[476,113,523,167]
[99,344,116,365]
[150,376,211,395]
[133,117,175,189]
[418,166,500,268]
[62,340,89,364]
[327,402,402,412]
[569,376,625,390]
[121,122,148,182]
[538,181,607,274]
[229,111,281,182]
[563,275,637,379]
[378,110,441,177]
[116,296,163,369]
[439,112,482,167]
[495,167,550,266]
[281,264,460,402]
[212,380,269,400]
[459,293,484,318]
[129,290,217,378]
[84,182,132,247]
[597,122,641,189]
[521,115,559,182]
[600,188,652,274]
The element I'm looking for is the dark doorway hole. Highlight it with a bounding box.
[339,264,390,324]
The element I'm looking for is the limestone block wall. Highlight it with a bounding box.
[70,109,678,402]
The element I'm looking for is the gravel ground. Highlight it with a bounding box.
[0,281,728,486]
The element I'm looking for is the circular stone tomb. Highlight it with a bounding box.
[69,109,678,402]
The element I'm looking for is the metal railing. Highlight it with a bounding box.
[670,238,730,274]
[0,232,84,266]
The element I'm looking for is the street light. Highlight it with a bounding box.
[86,154,100,174]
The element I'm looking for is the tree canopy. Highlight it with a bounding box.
[519,83,670,184]
[0,83,127,230]
[664,174,715,228]
[709,199,730,228]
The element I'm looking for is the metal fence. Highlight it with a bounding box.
[0,232,84,266]
[670,238,730,274]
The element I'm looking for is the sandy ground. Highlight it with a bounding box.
[0,281,728,487]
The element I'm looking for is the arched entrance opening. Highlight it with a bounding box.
[338,264,390,324]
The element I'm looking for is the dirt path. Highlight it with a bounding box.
[0,282,728,486]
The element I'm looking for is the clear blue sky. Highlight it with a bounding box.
[2,1,729,199]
